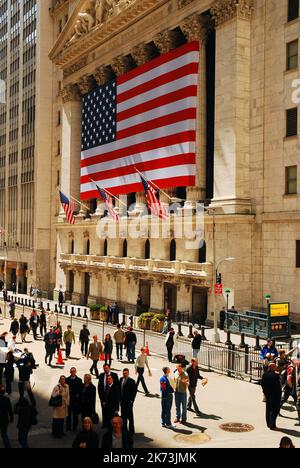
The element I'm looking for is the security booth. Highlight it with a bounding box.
[225,302,291,339]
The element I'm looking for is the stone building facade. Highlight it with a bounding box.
[0,0,53,294]
[49,0,300,325]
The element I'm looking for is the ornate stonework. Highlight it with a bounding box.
[111,55,133,76]
[210,0,254,26]
[94,65,114,85]
[178,0,194,8]
[131,43,154,66]
[63,57,88,78]
[59,83,82,103]
[78,74,95,94]
[180,14,212,44]
[154,30,178,54]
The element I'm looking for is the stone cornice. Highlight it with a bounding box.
[50,0,167,68]
[210,0,254,27]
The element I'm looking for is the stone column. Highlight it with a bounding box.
[60,84,82,219]
[210,0,254,214]
[154,31,178,206]
[181,14,211,207]
[131,43,157,214]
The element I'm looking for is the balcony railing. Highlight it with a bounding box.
[59,254,213,280]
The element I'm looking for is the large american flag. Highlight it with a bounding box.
[80,41,199,200]
[59,191,75,225]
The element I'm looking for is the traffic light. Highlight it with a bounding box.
[216,273,222,284]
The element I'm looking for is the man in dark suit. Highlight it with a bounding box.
[101,375,120,428]
[0,384,13,448]
[120,368,137,435]
[98,365,119,427]
[261,362,282,430]
[66,367,83,432]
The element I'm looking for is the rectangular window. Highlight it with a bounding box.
[287,40,298,70]
[288,0,299,22]
[57,170,60,186]
[57,110,61,126]
[286,166,297,194]
[286,108,298,136]
[57,140,60,156]
[296,240,300,267]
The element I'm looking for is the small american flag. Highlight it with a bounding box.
[80,41,199,199]
[96,185,119,221]
[59,191,75,225]
[140,175,168,220]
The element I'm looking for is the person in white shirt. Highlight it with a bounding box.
[135,348,152,395]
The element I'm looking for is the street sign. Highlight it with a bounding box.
[215,283,223,295]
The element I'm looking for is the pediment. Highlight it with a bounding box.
[50,0,149,67]
[50,0,167,68]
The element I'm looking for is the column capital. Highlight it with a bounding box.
[94,65,114,86]
[131,43,154,66]
[210,0,254,27]
[154,30,178,55]
[59,84,81,103]
[180,14,212,44]
[77,75,95,95]
[111,55,133,77]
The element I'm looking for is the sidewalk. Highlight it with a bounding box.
[0,315,299,449]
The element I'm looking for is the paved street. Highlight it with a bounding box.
[0,315,300,449]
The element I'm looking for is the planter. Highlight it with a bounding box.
[100,310,108,322]
[151,314,166,333]
[138,312,156,330]
[90,310,100,321]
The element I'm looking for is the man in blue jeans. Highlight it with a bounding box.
[174,364,189,424]
[160,367,175,428]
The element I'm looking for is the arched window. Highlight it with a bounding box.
[145,239,150,259]
[86,239,90,255]
[123,239,128,258]
[170,239,176,261]
[199,241,206,263]
[104,239,108,257]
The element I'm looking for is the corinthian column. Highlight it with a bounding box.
[59,84,82,220]
[210,0,254,214]
[181,14,211,208]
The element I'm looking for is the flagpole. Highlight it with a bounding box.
[134,167,174,202]
[89,178,127,208]
[57,187,90,211]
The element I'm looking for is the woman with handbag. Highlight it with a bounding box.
[50,375,70,438]
[104,334,113,367]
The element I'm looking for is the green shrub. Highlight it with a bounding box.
[138,312,155,330]
[89,304,101,312]
[151,314,166,332]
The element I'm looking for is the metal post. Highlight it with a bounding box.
[225,331,232,346]
[177,323,183,337]
[254,335,261,351]
[188,324,193,339]
[143,329,146,347]
[25,298,27,307]
[212,209,220,343]
[71,307,75,317]
[129,315,133,328]
[47,303,50,312]
[122,314,126,327]
[244,344,249,374]
[54,304,58,313]
[77,308,81,318]
[65,305,68,315]
[201,326,207,341]
[83,308,88,319]
[239,333,246,349]
[102,320,105,341]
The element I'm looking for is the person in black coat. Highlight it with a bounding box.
[103,334,113,367]
[72,417,99,448]
[219,307,226,331]
[58,289,64,308]
[29,313,38,340]
[4,351,14,395]
[261,363,282,430]
[14,397,33,448]
[19,315,29,343]
[165,328,176,362]
[101,375,120,428]
[120,369,137,435]
[102,415,133,449]
[81,374,96,420]
[191,331,202,359]
[9,318,19,337]
[0,384,13,448]
[39,311,47,337]
[186,359,207,415]
[79,325,90,357]
[66,367,83,432]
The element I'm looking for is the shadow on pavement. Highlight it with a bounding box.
[279,428,300,438]
[195,412,222,421]
[181,421,207,431]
